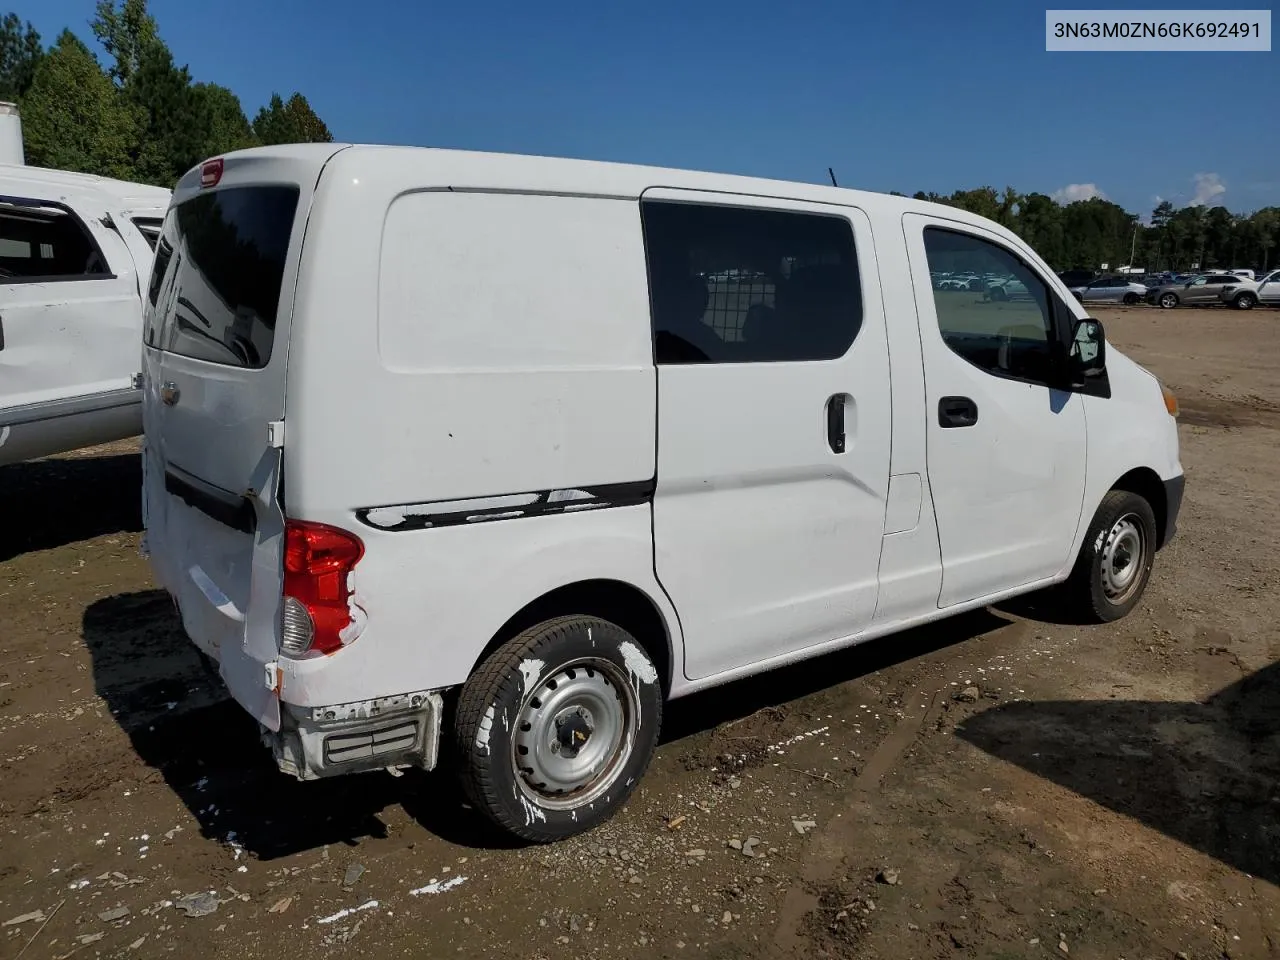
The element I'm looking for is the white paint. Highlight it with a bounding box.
[316,900,379,924]
[475,705,495,754]
[618,640,657,705]
[768,726,830,753]
[340,572,367,645]
[517,794,548,827]
[518,659,544,698]
[410,875,468,896]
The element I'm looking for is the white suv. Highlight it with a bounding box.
[0,163,169,465]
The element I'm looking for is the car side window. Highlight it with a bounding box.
[642,200,863,364]
[0,196,112,282]
[922,227,1058,385]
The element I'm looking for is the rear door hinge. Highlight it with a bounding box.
[267,420,285,448]
[131,372,145,391]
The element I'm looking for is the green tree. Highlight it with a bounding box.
[20,29,137,178]
[91,0,159,86]
[0,13,42,102]
[125,43,209,186]
[194,82,257,156]
[252,92,333,145]
[948,186,1002,221]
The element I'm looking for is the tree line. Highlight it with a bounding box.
[3,3,1276,274]
[0,0,332,189]
[897,186,1278,275]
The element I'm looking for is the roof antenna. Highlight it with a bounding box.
[827,167,839,187]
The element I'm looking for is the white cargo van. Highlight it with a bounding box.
[1,161,169,465]
[140,145,1185,842]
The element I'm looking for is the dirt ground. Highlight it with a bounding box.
[1,305,1277,960]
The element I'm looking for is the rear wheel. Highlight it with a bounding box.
[1159,293,1179,309]
[1233,292,1257,310]
[454,615,663,842]
[1122,292,1140,305]
[1059,490,1157,623]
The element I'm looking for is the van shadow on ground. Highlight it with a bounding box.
[0,452,142,561]
[956,659,1280,886]
[82,588,1011,860]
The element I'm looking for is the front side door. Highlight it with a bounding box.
[643,190,892,681]
[1181,277,1215,303]
[904,215,1087,607]
[0,195,141,417]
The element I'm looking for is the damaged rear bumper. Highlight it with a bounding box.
[267,690,445,781]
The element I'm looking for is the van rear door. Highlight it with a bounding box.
[141,147,346,731]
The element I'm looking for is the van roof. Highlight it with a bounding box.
[0,162,171,210]
[180,143,1016,238]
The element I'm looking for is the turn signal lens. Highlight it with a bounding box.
[1162,385,1179,418]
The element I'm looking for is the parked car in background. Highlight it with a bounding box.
[1069,276,1148,305]
[1,162,169,466]
[1145,273,1241,309]
[1217,270,1280,309]
[1257,270,1280,305]
[1057,268,1096,288]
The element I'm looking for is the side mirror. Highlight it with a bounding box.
[1070,318,1106,380]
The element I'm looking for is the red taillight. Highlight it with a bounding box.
[281,520,365,657]
[200,158,223,188]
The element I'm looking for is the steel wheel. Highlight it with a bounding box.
[1100,513,1146,604]
[512,658,638,811]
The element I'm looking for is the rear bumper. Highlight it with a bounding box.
[1161,473,1185,548]
[268,690,445,780]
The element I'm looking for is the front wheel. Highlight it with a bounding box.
[1060,490,1157,623]
[1233,293,1257,310]
[454,615,663,842]
[1159,293,1179,309]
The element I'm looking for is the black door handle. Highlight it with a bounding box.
[938,396,978,428]
[826,394,846,453]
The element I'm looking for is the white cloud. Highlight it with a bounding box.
[1191,172,1226,206]
[1051,183,1108,203]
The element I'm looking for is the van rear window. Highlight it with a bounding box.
[156,186,299,369]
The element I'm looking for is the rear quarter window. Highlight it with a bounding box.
[153,186,300,369]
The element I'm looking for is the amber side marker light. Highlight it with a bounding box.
[1162,385,1180,418]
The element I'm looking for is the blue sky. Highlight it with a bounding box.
[19,0,1280,215]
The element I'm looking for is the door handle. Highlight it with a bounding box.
[938,396,978,428]
[826,394,846,453]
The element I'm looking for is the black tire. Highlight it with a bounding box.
[1123,293,1140,305]
[1233,293,1257,310]
[454,615,663,842]
[1159,293,1179,309]
[1060,490,1157,623]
